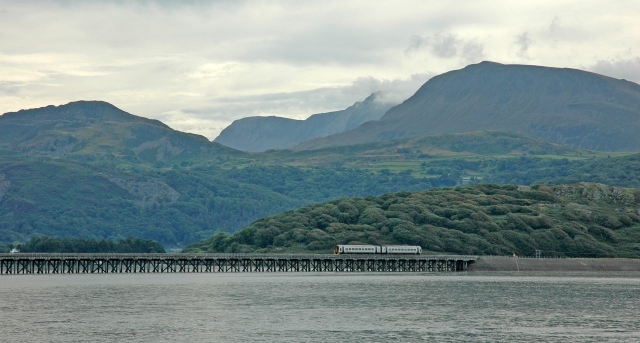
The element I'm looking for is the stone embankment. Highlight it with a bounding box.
[469,256,640,272]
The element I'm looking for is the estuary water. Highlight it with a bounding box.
[1,272,639,342]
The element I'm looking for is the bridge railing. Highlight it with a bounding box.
[0,253,478,261]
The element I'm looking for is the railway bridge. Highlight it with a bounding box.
[0,253,477,275]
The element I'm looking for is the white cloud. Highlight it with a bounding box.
[0,0,638,139]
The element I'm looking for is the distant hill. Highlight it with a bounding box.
[294,62,640,152]
[0,101,241,165]
[214,92,396,152]
[267,131,582,166]
[184,183,640,258]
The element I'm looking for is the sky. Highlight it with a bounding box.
[0,0,639,140]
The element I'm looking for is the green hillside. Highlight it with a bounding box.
[3,100,640,251]
[184,183,640,258]
[0,158,454,246]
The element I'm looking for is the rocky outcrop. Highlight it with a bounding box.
[551,182,638,205]
[107,177,180,208]
[133,136,184,162]
[17,134,78,156]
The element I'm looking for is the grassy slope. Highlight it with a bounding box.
[261,131,586,165]
[184,183,640,258]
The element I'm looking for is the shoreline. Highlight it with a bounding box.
[469,256,640,272]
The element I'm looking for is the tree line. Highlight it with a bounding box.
[1,236,165,253]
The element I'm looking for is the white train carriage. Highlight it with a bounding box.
[333,245,422,255]
[333,245,381,254]
[383,245,422,255]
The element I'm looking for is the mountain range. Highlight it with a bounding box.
[2,61,640,249]
[214,92,395,152]
[293,62,640,152]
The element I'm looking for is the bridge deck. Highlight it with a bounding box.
[0,253,477,275]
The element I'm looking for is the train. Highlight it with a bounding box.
[333,245,422,255]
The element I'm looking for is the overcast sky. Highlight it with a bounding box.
[1,0,639,140]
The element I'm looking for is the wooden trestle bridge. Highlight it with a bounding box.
[0,253,477,275]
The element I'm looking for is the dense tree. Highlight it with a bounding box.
[8,236,165,253]
[185,183,640,258]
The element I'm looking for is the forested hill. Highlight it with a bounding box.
[0,160,451,247]
[184,183,640,258]
[294,61,640,152]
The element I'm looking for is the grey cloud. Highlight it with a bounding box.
[549,16,561,35]
[407,35,428,52]
[0,82,23,96]
[431,33,460,58]
[461,40,484,63]
[547,16,587,42]
[407,34,460,57]
[407,33,483,61]
[515,32,532,57]
[589,57,640,84]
